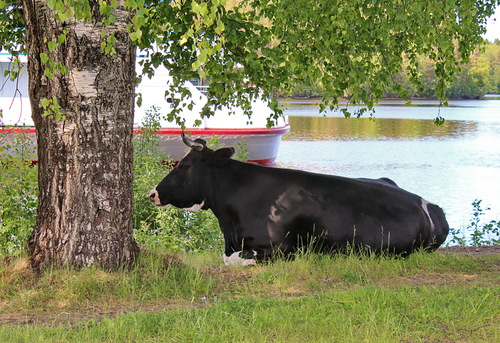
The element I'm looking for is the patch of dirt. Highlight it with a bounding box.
[0,301,204,326]
[437,246,500,255]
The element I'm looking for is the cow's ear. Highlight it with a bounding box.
[209,147,235,166]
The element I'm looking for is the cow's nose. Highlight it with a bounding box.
[149,189,158,202]
[149,189,164,207]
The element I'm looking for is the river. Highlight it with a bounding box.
[276,98,500,234]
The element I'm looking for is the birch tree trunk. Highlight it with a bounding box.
[22,0,140,270]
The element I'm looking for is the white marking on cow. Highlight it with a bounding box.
[267,185,302,242]
[421,199,435,231]
[184,200,205,212]
[223,251,257,266]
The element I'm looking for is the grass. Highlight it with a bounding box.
[1,250,499,342]
[5,288,497,342]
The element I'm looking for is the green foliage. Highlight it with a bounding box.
[285,41,500,99]
[411,42,500,99]
[135,208,223,253]
[0,129,38,256]
[448,199,500,247]
[132,106,171,226]
[466,199,499,246]
[40,96,65,120]
[129,0,500,124]
[0,1,25,56]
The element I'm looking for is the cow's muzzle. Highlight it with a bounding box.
[149,189,162,207]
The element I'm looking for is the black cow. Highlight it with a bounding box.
[150,133,449,266]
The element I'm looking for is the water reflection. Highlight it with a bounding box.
[284,116,478,141]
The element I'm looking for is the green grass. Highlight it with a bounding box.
[3,287,498,342]
[1,250,499,342]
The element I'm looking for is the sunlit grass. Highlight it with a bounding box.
[1,283,498,342]
[1,250,498,342]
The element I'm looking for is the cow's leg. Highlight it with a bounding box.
[223,250,258,266]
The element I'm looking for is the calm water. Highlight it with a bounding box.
[276,99,500,232]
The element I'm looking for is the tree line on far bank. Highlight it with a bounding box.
[280,40,500,99]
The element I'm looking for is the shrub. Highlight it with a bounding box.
[0,128,38,256]
[447,199,500,247]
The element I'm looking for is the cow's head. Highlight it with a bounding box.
[149,132,235,209]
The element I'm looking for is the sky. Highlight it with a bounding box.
[484,6,500,42]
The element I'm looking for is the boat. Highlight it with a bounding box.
[0,53,289,166]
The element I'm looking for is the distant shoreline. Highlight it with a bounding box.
[278,94,500,101]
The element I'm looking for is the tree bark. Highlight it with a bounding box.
[22,0,139,270]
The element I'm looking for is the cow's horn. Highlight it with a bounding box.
[181,131,204,151]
